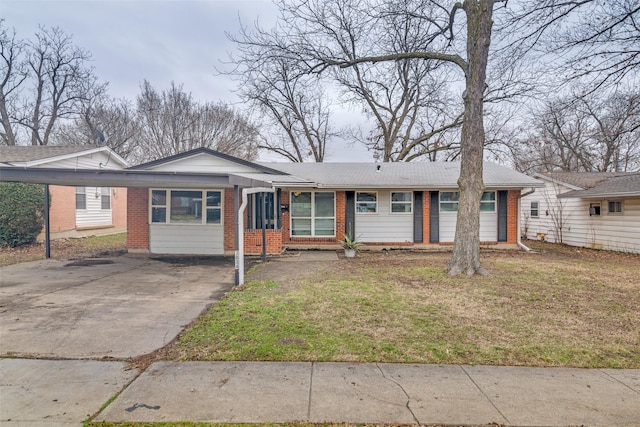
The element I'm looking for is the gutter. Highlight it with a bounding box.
[517,188,536,252]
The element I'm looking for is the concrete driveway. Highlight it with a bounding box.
[0,254,235,359]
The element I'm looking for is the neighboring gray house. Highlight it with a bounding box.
[521,172,640,253]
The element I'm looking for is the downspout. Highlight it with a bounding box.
[517,188,536,252]
[44,184,50,259]
[237,187,275,286]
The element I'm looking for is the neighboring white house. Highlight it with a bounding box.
[0,145,129,235]
[521,172,640,254]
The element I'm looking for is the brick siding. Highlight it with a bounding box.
[126,187,149,250]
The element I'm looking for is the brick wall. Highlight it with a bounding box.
[507,190,519,244]
[223,189,236,252]
[422,191,430,243]
[126,187,149,250]
[244,229,283,254]
[111,187,127,228]
[48,185,76,232]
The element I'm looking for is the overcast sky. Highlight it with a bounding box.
[1,0,374,161]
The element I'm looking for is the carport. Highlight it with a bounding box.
[0,165,273,285]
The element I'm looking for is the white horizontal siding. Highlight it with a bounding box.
[146,152,259,173]
[521,180,640,253]
[76,186,112,227]
[439,211,497,242]
[44,152,123,170]
[149,224,224,255]
[354,190,413,242]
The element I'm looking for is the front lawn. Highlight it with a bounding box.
[167,243,640,368]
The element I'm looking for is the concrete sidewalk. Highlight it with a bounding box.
[92,361,639,426]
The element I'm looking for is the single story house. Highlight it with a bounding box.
[520,172,640,253]
[0,146,128,237]
[124,148,543,256]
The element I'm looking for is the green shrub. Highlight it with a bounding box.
[0,183,46,247]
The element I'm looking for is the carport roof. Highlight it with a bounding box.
[0,166,273,188]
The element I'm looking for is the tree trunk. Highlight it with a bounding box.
[447,0,494,277]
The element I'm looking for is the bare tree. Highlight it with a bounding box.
[7,26,105,146]
[513,90,640,173]
[53,95,140,160]
[231,51,335,162]
[136,80,258,163]
[231,0,467,163]
[0,23,27,146]
[503,0,639,92]
[232,0,499,276]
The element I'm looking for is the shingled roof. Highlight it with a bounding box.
[557,173,640,198]
[258,161,543,189]
[0,146,94,164]
[538,172,634,190]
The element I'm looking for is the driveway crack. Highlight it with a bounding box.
[375,363,419,424]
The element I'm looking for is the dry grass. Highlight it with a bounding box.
[170,242,640,368]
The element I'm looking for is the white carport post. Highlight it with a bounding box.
[236,186,275,286]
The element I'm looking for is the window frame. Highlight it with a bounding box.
[75,186,86,210]
[530,201,539,218]
[290,191,336,237]
[439,191,496,213]
[100,187,111,210]
[390,191,413,214]
[607,200,623,215]
[589,202,601,217]
[149,189,223,226]
[356,191,378,214]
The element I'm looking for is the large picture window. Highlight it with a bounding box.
[356,192,377,213]
[290,191,335,236]
[391,192,412,213]
[150,189,222,225]
[440,191,496,212]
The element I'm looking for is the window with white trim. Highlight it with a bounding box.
[608,200,623,215]
[391,192,412,213]
[530,201,539,218]
[480,191,496,212]
[356,192,377,213]
[290,191,335,236]
[75,186,86,210]
[150,189,222,225]
[589,202,601,216]
[101,187,111,210]
[439,191,496,212]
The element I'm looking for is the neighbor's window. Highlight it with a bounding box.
[356,192,377,213]
[530,201,539,218]
[480,192,496,212]
[589,202,601,216]
[391,192,412,213]
[101,187,111,210]
[75,186,86,210]
[150,189,222,225]
[608,200,623,215]
[290,191,335,236]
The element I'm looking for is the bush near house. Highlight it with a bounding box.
[0,183,46,247]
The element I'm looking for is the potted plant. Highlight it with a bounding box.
[339,233,362,258]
